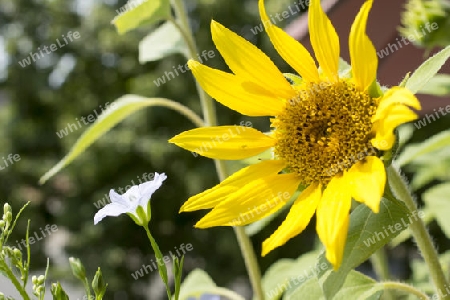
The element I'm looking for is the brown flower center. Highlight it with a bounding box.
[272,80,378,185]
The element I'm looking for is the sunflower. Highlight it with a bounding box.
[169,0,421,269]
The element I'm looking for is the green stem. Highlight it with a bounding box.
[170,1,265,298]
[370,248,394,300]
[170,0,217,127]
[371,248,390,281]
[143,225,172,299]
[233,227,264,299]
[0,261,31,300]
[153,98,205,128]
[382,281,429,300]
[387,165,449,299]
[83,278,92,299]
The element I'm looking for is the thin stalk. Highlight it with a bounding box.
[143,224,172,299]
[387,165,449,299]
[170,0,217,127]
[371,248,390,281]
[1,262,31,300]
[382,281,429,300]
[170,1,265,298]
[152,98,205,128]
[370,248,394,300]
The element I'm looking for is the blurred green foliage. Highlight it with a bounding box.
[1,0,449,299]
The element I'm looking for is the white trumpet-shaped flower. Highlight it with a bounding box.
[94,172,167,226]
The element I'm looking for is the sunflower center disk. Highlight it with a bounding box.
[272,80,378,185]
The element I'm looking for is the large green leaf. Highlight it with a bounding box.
[423,183,450,239]
[112,0,171,35]
[260,251,320,300]
[40,95,182,184]
[410,156,450,190]
[418,74,450,96]
[396,130,450,166]
[316,198,409,299]
[177,269,244,300]
[139,21,188,63]
[284,271,383,300]
[405,45,450,94]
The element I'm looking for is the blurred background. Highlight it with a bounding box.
[0,0,449,299]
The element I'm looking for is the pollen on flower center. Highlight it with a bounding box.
[272,80,378,185]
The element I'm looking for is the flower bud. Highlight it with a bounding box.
[51,282,70,300]
[92,268,107,298]
[13,248,22,260]
[5,212,12,224]
[69,257,86,281]
[37,274,45,284]
[3,203,11,215]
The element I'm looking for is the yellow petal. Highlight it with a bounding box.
[195,173,301,228]
[188,60,285,116]
[262,183,321,256]
[316,174,351,270]
[211,20,296,100]
[371,105,418,150]
[169,126,276,160]
[309,0,340,81]
[347,157,385,213]
[349,0,377,91]
[373,87,421,122]
[180,160,286,212]
[258,0,319,82]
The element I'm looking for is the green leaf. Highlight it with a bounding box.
[40,95,179,184]
[423,183,450,239]
[338,57,351,78]
[173,256,184,300]
[284,271,383,300]
[405,45,450,94]
[112,0,171,35]
[177,269,244,300]
[260,251,320,300]
[316,198,409,299]
[396,129,450,166]
[418,74,450,96]
[397,124,414,149]
[139,21,188,63]
[410,156,450,190]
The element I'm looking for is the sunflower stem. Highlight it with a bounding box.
[170,1,265,298]
[387,165,449,299]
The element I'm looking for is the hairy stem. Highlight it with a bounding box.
[387,165,449,299]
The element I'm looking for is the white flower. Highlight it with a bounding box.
[94,172,167,225]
